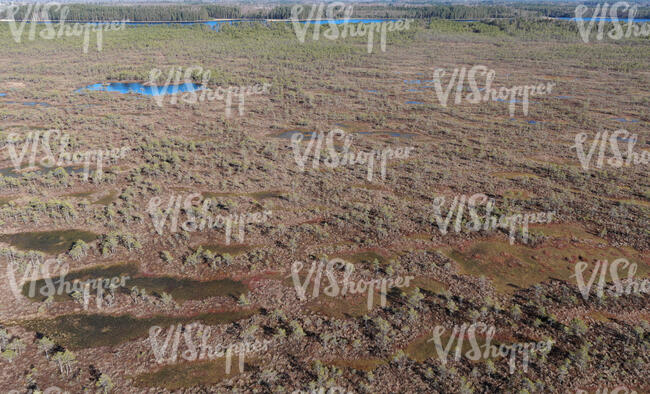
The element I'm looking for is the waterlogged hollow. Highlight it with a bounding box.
[19,309,257,349]
[134,357,256,390]
[273,130,315,139]
[405,329,513,363]
[0,165,89,178]
[93,189,120,205]
[21,262,139,302]
[76,82,204,96]
[3,101,51,107]
[335,250,393,267]
[127,276,247,301]
[0,229,97,254]
[21,262,248,302]
[441,225,649,294]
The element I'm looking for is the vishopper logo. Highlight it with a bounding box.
[1,2,127,53]
[290,258,414,310]
[433,65,555,117]
[147,66,271,117]
[571,258,649,301]
[291,129,414,182]
[572,130,648,171]
[148,322,272,374]
[575,2,650,43]
[428,322,553,374]
[146,193,272,243]
[5,129,130,182]
[6,256,130,310]
[432,193,555,244]
[290,2,412,53]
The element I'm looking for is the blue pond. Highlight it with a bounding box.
[76,82,204,96]
[406,89,424,92]
[404,80,421,84]
[366,90,379,93]
[612,118,640,123]
[406,101,425,105]
[0,93,6,97]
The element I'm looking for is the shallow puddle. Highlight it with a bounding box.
[76,82,204,96]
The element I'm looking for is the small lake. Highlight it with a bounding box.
[76,82,204,96]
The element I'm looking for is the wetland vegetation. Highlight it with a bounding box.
[0,2,648,393]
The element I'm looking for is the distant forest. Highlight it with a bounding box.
[4,4,241,21]
[265,5,522,20]
[3,3,649,21]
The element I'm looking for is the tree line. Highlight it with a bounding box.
[3,4,241,21]
[3,3,648,22]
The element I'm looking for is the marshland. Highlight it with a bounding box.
[0,2,648,393]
